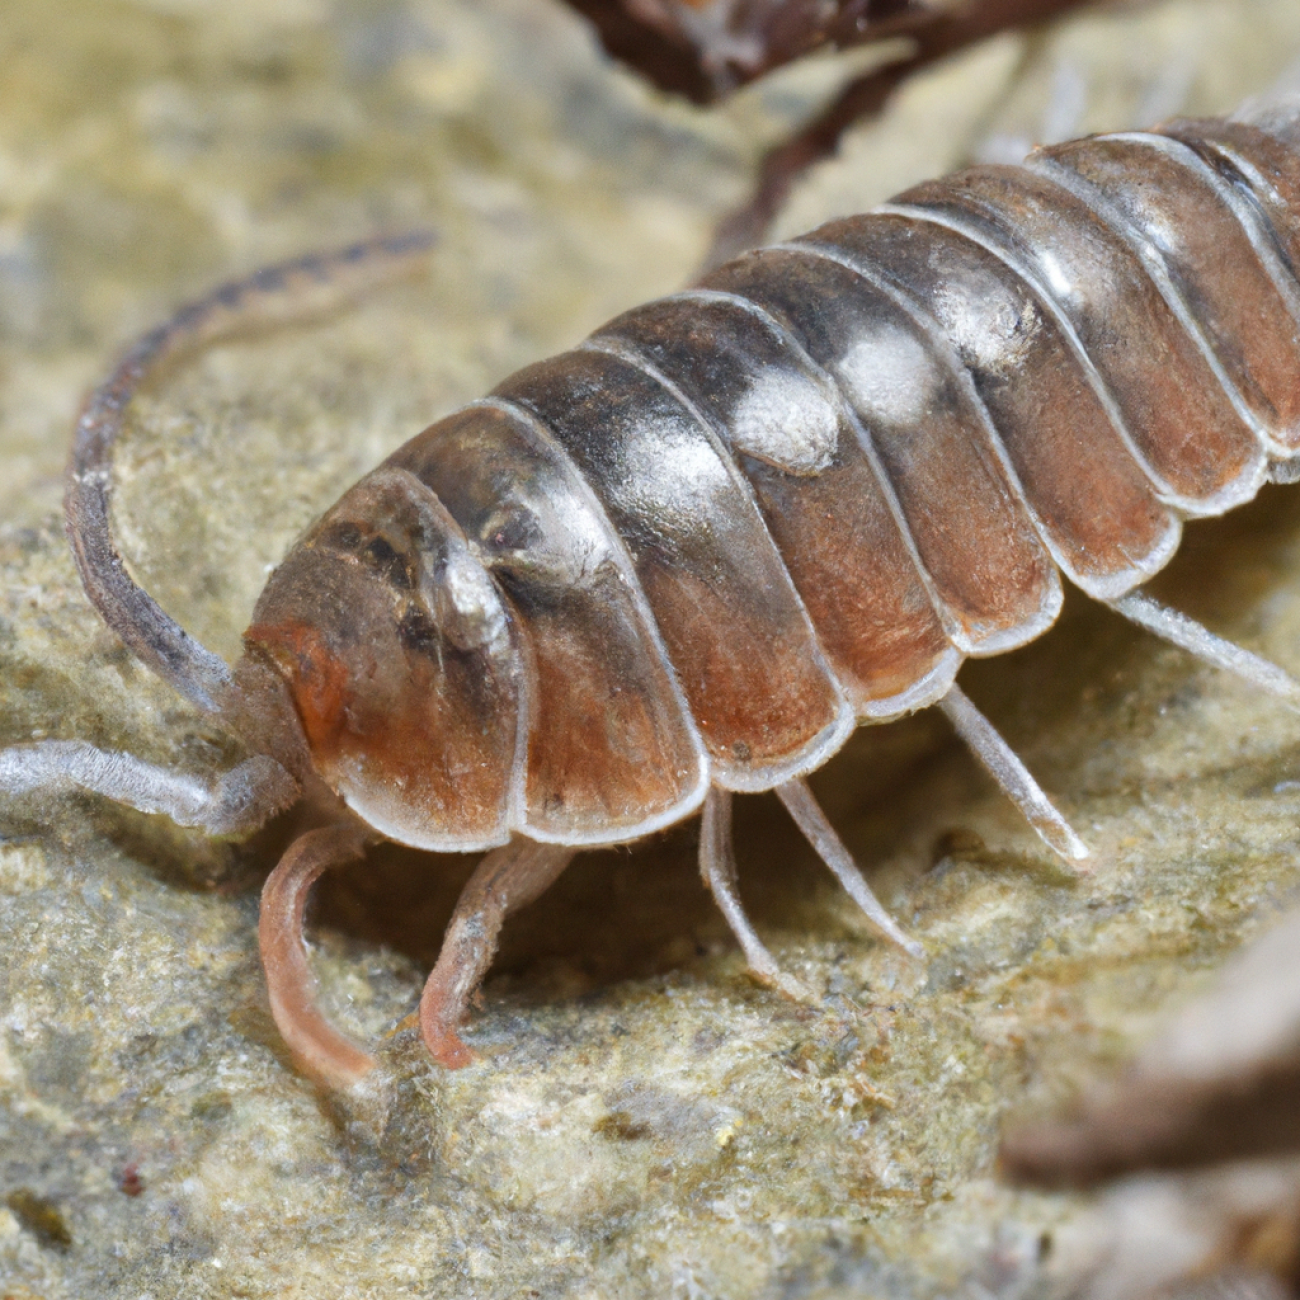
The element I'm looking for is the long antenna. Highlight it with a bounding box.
[64,232,435,713]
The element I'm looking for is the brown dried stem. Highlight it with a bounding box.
[702,0,1095,267]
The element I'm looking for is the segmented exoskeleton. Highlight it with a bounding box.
[7,103,1300,1090]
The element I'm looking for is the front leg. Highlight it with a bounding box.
[419,839,576,1069]
[259,823,378,1089]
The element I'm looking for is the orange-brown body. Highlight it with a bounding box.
[250,113,1300,852]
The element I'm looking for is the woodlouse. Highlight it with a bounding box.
[6,102,1300,1091]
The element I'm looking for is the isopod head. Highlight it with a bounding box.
[245,466,521,852]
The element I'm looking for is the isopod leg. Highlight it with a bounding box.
[939,684,1090,864]
[775,778,924,959]
[419,838,576,1069]
[260,823,376,1089]
[700,787,811,999]
[1110,590,1300,708]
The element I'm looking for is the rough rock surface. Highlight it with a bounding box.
[4,1,1300,1296]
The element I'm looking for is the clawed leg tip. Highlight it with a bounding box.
[754,967,817,1002]
[424,1030,476,1071]
[367,1010,477,1072]
[876,918,924,961]
[1063,834,1091,863]
[1046,832,1092,872]
[292,1047,379,1093]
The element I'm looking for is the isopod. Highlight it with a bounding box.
[6,101,1300,1091]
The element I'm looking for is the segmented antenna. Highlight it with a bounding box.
[65,232,436,713]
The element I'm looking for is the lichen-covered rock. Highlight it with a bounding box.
[6,1,1300,1297]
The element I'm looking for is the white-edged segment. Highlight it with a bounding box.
[335,775,513,854]
[710,713,857,795]
[789,230,1186,605]
[700,787,813,999]
[776,238,1066,659]
[648,289,850,479]
[1155,122,1300,484]
[580,335,858,794]
[476,396,713,848]
[324,467,521,855]
[1110,590,1300,710]
[1112,131,1300,356]
[673,288,983,659]
[620,286,971,724]
[874,200,1261,524]
[939,684,1090,864]
[1029,139,1284,468]
[775,777,925,958]
[856,644,964,722]
[1140,126,1300,342]
[712,363,841,475]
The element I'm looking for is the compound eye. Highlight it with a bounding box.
[361,534,414,589]
[479,501,543,558]
[319,519,415,590]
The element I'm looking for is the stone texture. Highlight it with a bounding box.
[5,1,1300,1297]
